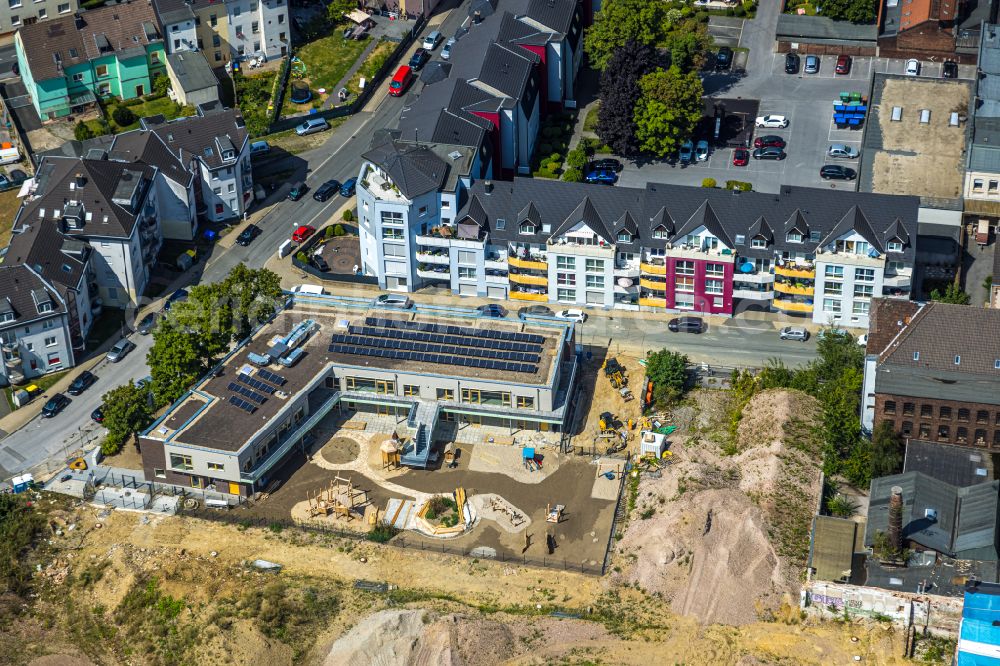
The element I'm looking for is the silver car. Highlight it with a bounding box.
[373,294,413,309]
[804,55,819,74]
[779,326,809,342]
[106,338,135,363]
[827,144,859,159]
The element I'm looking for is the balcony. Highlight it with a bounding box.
[417,267,450,280]
[639,297,665,308]
[773,299,814,313]
[664,245,738,262]
[485,271,508,284]
[416,234,450,248]
[415,250,449,265]
[361,167,408,204]
[733,288,774,300]
[509,273,548,286]
[614,262,641,279]
[640,261,666,276]
[774,281,814,296]
[418,224,485,246]
[547,241,614,257]
[774,263,815,279]
[817,249,884,267]
[639,278,666,291]
[510,290,548,302]
[484,258,508,271]
[733,269,774,284]
[509,255,547,271]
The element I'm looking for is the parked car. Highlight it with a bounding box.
[942,60,958,78]
[340,178,357,197]
[163,288,188,311]
[137,376,153,391]
[518,305,554,320]
[679,140,694,164]
[668,316,704,333]
[827,144,859,159]
[818,327,850,341]
[236,224,261,246]
[249,140,270,156]
[804,55,819,74]
[732,148,749,166]
[295,117,329,136]
[442,38,456,60]
[857,333,869,347]
[288,181,307,201]
[715,46,733,71]
[313,180,341,202]
[555,309,587,323]
[422,30,442,50]
[7,169,27,185]
[905,59,921,76]
[0,174,12,190]
[477,304,508,318]
[106,339,135,363]
[292,225,316,243]
[695,140,710,162]
[820,164,857,180]
[779,326,809,342]
[91,406,105,423]
[374,294,413,309]
[753,135,786,149]
[137,311,159,335]
[311,254,330,272]
[584,169,617,185]
[755,114,789,128]
[42,393,70,418]
[835,54,852,75]
[68,371,96,396]
[784,53,800,74]
[388,65,414,96]
[409,47,430,71]
[752,147,786,160]
[589,158,623,172]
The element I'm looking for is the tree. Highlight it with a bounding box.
[633,66,704,158]
[112,105,136,128]
[565,146,588,170]
[148,316,210,406]
[645,349,688,406]
[663,29,710,71]
[594,41,657,156]
[930,282,971,305]
[871,420,903,479]
[561,167,583,182]
[827,493,859,518]
[224,265,283,341]
[819,0,877,23]
[74,121,94,141]
[100,381,154,455]
[584,0,666,71]
[151,73,170,97]
[326,0,354,24]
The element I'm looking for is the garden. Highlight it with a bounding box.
[422,495,461,529]
[75,75,196,139]
[280,28,372,117]
[530,111,577,179]
[233,70,279,137]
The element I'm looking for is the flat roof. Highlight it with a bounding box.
[146,302,567,452]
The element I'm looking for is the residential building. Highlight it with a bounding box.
[958,582,1000,665]
[862,299,1000,448]
[967,25,1000,233]
[0,0,77,38]
[164,51,219,107]
[138,298,578,495]
[153,0,288,62]
[15,3,166,121]
[358,136,920,327]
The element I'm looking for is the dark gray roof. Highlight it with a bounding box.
[153,0,197,25]
[474,42,538,105]
[549,197,613,242]
[143,107,248,170]
[165,52,219,93]
[362,135,450,199]
[4,216,87,295]
[0,265,65,328]
[497,11,551,46]
[775,14,878,45]
[462,178,921,258]
[524,0,577,34]
[904,440,998,488]
[866,471,1000,560]
[108,130,191,187]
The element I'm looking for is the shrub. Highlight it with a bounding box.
[725,180,753,191]
[702,178,717,188]
[367,523,398,543]
[74,121,94,141]
[333,224,346,236]
[100,436,123,456]
[734,5,746,16]
[324,225,336,239]
[694,10,709,21]
[342,209,353,222]
[725,8,736,16]
[549,153,561,162]
[112,105,137,127]
[538,142,553,156]
[295,251,309,264]
[566,147,587,170]
[152,73,170,97]
[542,126,561,139]
[562,167,583,182]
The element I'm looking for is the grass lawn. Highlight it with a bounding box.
[4,369,70,410]
[0,187,22,248]
[262,117,347,155]
[282,30,370,116]
[347,39,395,95]
[85,308,126,352]
[84,96,195,136]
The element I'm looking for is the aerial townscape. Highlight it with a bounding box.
[3,0,1000,662]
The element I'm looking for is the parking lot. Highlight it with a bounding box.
[618,53,874,194]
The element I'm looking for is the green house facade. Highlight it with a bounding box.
[15,5,165,121]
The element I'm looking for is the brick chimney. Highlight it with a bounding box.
[888,486,904,553]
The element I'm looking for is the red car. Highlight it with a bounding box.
[836,54,852,75]
[732,149,749,166]
[753,135,786,149]
[292,225,316,243]
[388,65,414,97]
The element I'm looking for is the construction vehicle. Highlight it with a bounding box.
[596,411,632,454]
[603,357,627,389]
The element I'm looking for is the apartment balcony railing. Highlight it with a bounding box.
[485,272,509,284]
[510,290,548,302]
[484,258,508,270]
[773,299,814,313]
[638,297,665,307]
[733,289,774,300]
[639,277,667,291]
[640,261,666,276]
[774,281,814,296]
[509,273,548,286]
[361,167,408,203]
[733,270,774,284]
[613,263,641,278]
[774,263,815,279]
[509,255,547,271]
[416,266,450,279]
[415,251,449,265]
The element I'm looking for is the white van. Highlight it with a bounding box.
[291,284,326,296]
[423,31,442,50]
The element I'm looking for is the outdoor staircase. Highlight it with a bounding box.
[401,401,439,468]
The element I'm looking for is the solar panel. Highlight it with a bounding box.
[238,374,276,394]
[228,395,256,413]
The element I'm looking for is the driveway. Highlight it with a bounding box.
[707,16,744,47]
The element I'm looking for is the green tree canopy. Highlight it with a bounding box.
[632,66,704,158]
[584,0,666,70]
[930,282,971,305]
[101,380,154,455]
[224,265,284,341]
[871,420,904,479]
[645,348,688,407]
[819,0,877,23]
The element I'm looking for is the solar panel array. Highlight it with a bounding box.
[349,325,542,354]
[237,373,277,394]
[365,317,545,345]
[227,382,267,405]
[228,395,256,413]
[257,369,287,386]
[328,343,538,374]
[332,333,541,363]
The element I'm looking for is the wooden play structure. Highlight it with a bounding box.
[415,488,469,536]
[546,503,564,523]
[444,443,458,468]
[489,495,526,527]
[306,475,369,520]
[381,434,401,470]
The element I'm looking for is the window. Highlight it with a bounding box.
[676,260,695,275]
[887,260,904,272]
[37,301,52,313]
[8,14,17,25]
[457,266,476,280]
[207,462,225,471]
[652,225,668,239]
[824,265,844,279]
[854,284,874,298]
[154,469,166,479]
[436,388,454,401]
[227,183,235,193]
[586,275,604,289]
[750,237,766,248]
[976,429,988,444]
[383,243,405,257]
[557,272,575,286]
[954,354,962,365]
[705,279,724,295]
[382,228,404,240]
[938,425,950,440]
[825,282,842,295]
[254,41,260,52]
[233,6,241,16]
[96,64,108,77]
[72,72,83,82]
[959,408,970,422]
[496,218,506,230]
[852,300,870,315]
[150,51,160,64]
[278,13,284,22]
[675,294,694,309]
[279,32,286,42]
[42,320,54,330]
[618,232,632,243]
[940,406,952,420]
[458,250,476,264]
[210,13,217,26]
[170,454,193,471]
[46,352,60,367]
[519,221,535,234]
[675,276,694,291]
[174,38,181,48]
[380,211,403,225]
[919,423,931,438]
[958,427,968,443]
[901,421,913,436]
[887,241,903,252]
[706,263,725,277]
[37,7,45,17]
[903,402,915,416]
[991,180,999,193]
[403,384,419,396]
[920,404,932,418]
[855,268,875,282]
[995,430,1000,446]
[585,258,604,273]
[213,34,221,47]
[57,1,69,10]
[822,298,841,313]
[417,206,428,217]
[251,19,260,33]
[884,401,896,415]
[556,256,575,270]
[786,231,802,243]
[213,186,222,194]
[44,336,56,347]
[913,351,920,361]
[557,288,575,301]
[516,396,534,409]
[974,178,985,191]
[978,410,990,424]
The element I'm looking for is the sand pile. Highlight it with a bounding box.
[322,610,457,666]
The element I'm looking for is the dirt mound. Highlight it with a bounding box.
[322,610,456,666]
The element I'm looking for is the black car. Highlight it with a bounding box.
[340,178,357,197]
[67,371,96,396]
[311,254,330,272]
[477,304,508,318]
[820,164,857,180]
[41,393,70,418]
[589,158,623,173]
[164,288,189,311]
[518,305,554,320]
[288,182,307,201]
[668,316,704,334]
[313,179,341,202]
[785,52,800,74]
[715,46,733,71]
[91,406,104,423]
[942,60,958,78]
[236,224,261,246]
[752,147,786,160]
[137,311,159,335]
[409,47,430,71]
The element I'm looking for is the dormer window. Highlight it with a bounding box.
[496,218,506,230]
[222,150,235,160]
[618,231,632,243]
[37,301,52,313]
[751,236,766,248]
[786,231,802,243]
[519,221,535,234]
[652,225,668,240]
[955,355,961,365]
[204,147,214,158]
[0,311,13,323]
[913,351,920,361]
[887,240,903,252]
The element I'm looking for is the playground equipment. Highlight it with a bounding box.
[522,447,539,472]
[290,56,307,79]
[546,503,565,523]
[68,457,87,471]
[489,495,526,527]
[380,435,401,470]
[444,443,458,468]
[306,475,368,520]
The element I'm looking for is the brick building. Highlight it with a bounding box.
[863,299,1000,448]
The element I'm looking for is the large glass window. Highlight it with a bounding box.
[675,260,695,275]
[854,284,874,298]
[855,268,875,282]
[823,298,841,313]
[586,275,604,289]
[458,267,477,280]
[705,263,725,277]
[557,288,575,301]
[557,272,576,286]
[704,279,724,294]
[556,256,575,270]
[381,211,404,225]
[382,228,404,240]
[675,276,694,291]
[436,388,454,401]
[585,258,604,273]
[824,265,844,279]
[516,396,535,409]
[825,282,842,295]
[170,454,193,471]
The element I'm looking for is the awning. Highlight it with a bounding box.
[16,177,34,198]
[964,199,1000,217]
[347,9,371,23]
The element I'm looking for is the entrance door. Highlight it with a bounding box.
[229,482,240,495]
[135,84,144,97]
[191,476,203,489]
